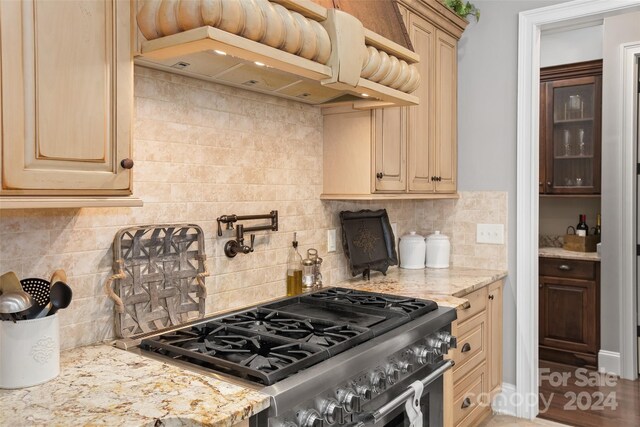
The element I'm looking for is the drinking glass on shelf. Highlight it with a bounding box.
[575,177,583,186]
[564,178,574,186]
[578,128,585,156]
[563,129,571,156]
[568,94,582,118]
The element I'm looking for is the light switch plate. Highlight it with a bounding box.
[327,229,337,252]
[476,224,505,244]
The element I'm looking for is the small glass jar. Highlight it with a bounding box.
[302,258,315,288]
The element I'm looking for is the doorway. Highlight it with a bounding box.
[515,0,640,420]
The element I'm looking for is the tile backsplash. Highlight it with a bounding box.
[0,67,507,349]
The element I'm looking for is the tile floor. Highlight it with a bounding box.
[480,415,569,426]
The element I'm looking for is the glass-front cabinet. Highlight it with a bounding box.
[539,60,602,195]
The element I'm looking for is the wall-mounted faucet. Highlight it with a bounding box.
[216,210,278,258]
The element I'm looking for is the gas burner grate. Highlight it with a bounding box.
[140,324,329,385]
[309,288,437,318]
[217,308,372,352]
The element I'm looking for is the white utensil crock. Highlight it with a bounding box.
[399,231,426,269]
[0,314,60,388]
[426,231,450,269]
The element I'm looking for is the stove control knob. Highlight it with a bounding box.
[385,363,400,385]
[320,398,343,425]
[355,384,372,401]
[398,360,413,374]
[437,331,458,350]
[369,369,386,393]
[299,409,324,427]
[425,337,448,357]
[413,345,436,366]
[337,388,361,413]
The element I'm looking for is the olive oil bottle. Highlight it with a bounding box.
[286,233,303,296]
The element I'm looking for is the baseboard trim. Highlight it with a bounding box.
[598,350,621,376]
[492,382,517,417]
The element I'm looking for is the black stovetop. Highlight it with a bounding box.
[140,287,438,385]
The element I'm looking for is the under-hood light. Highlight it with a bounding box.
[213,49,227,56]
[361,93,369,97]
[254,61,266,67]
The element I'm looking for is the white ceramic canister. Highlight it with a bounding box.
[0,314,60,389]
[426,231,450,269]
[399,231,426,269]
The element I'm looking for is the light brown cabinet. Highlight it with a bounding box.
[321,0,466,200]
[445,279,503,427]
[0,0,141,208]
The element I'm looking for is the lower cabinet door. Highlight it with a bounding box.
[539,276,597,354]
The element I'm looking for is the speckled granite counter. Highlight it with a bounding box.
[0,344,269,427]
[339,266,508,309]
[539,247,600,262]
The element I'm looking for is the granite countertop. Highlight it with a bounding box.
[539,247,600,262]
[0,344,269,427]
[340,266,508,309]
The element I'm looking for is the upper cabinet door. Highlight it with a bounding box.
[434,30,457,193]
[0,0,133,195]
[407,13,436,193]
[544,76,602,195]
[373,108,407,192]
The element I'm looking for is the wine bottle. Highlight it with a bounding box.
[594,213,601,235]
[576,214,588,237]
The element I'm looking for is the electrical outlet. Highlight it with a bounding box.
[476,224,505,244]
[327,229,337,252]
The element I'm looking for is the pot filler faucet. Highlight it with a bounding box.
[216,210,278,258]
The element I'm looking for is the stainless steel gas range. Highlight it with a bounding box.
[116,287,457,427]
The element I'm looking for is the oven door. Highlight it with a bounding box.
[352,360,452,427]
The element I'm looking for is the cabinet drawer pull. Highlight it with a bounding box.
[120,158,134,169]
[461,301,471,310]
[488,294,494,300]
[558,264,572,271]
[461,343,471,353]
[376,172,384,180]
[547,181,552,186]
[461,397,472,409]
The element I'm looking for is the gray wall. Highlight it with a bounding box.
[456,0,563,386]
[601,12,640,352]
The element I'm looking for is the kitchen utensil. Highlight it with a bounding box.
[399,231,426,269]
[0,271,23,294]
[45,281,72,316]
[0,291,33,321]
[20,278,51,319]
[426,231,450,269]
[49,270,68,286]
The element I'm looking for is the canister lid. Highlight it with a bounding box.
[427,231,449,241]
[401,231,425,242]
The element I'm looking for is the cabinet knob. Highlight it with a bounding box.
[539,283,543,288]
[461,397,472,409]
[558,264,571,271]
[461,343,471,353]
[120,158,134,169]
[488,294,494,300]
[547,181,552,186]
[376,172,384,180]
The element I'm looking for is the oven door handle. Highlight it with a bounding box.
[350,359,454,426]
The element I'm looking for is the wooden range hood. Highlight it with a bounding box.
[133,0,420,107]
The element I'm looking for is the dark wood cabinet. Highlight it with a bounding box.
[539,60,602,195]
[539,257,600,368]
